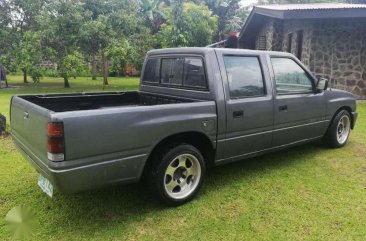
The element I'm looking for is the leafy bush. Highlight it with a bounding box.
[29,67,42,83]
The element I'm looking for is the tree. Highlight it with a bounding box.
[61,51,85,82]
[16,31,43,83]
[105,39,129,76]
[202,0,248,41]
[80,0,144,85]
[158,2,218,47]
[0,0,45,83]
[38,0,87,88]
[81,0,120,81]
[139,0,168,33]
[80,15,113,83]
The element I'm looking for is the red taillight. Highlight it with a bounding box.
[48,122,64,137]
[47,122,65,161]
[47,138,64,153]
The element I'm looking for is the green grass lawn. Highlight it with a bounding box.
[1,76,366,240]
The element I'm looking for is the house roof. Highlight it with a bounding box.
[239,3,366,47]
[256,3,366,11]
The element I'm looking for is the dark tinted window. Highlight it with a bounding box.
[142,58,160,83]
[143,56,207,90]
[161,58,184,86]
[161,59,173,84]
[183,58,206,88]
[223,56,265,98]
[271,58,313,94]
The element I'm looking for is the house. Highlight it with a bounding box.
[238,3,366,98]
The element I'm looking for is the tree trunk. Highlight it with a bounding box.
[64,76,70,88]
[101,52,109,86]
[91,55,97,80]
[22,68,28,83]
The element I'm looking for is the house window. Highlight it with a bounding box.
[287,33,293,53]
[296,30,303,60]
[258,36,266,50]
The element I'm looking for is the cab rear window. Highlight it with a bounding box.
[142,57,207,90]
[142,58,160,83]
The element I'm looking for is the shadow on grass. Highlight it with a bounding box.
[46,142,327,232]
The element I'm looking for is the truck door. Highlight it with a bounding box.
[216,52,274,161]
[269,56,326,147]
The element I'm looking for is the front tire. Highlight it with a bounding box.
[322,110,351,148]
[149,144,205,206]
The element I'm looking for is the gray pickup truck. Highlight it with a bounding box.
[11,48,357,205]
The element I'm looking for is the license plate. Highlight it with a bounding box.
[38,174,53,198]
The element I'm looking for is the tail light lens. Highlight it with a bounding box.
[47,122,65,161]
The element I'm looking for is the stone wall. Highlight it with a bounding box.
[310,19,366,98]
[255,19,274,51]
[281,20,313,67]
[253,17,366,98]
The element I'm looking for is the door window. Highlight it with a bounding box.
[223,56,265,99]
[271,58,313,94]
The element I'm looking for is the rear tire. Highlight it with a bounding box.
[148,143,205,206]
[322,110,351,148]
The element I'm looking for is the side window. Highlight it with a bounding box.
[183,58,206,88]
[271,58,313,94]
[142,58,160,83]
[223,56,265,98]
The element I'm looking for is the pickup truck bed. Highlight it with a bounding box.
[11,90,216,194]
[20,91,195,112]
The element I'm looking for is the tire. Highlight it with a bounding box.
[322,110,351,148]
[148,143,205,206]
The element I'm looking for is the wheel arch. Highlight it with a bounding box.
[330,106,354,129]
[142,131,216,177]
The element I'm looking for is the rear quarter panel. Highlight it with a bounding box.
[51,101,217,174]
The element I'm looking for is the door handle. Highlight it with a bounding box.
[279,105,288,111]
[233,110,244,118]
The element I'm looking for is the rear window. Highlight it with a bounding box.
[161,58,184,86]
[142,56,207,90]
[183,58,206,88]
[142,58,160,83]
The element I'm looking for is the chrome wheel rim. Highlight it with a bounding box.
[164,154,201,200]
[336,115,350,144]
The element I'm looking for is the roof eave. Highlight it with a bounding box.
[239,6,366,44]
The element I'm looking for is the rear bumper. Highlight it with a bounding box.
[12,134,147,193]
[351,111,358,129]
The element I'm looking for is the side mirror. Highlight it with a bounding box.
[316,78,328,91]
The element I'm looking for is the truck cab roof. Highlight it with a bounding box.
[147,47,294,57]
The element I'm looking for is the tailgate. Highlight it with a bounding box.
[11,96,51,163]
